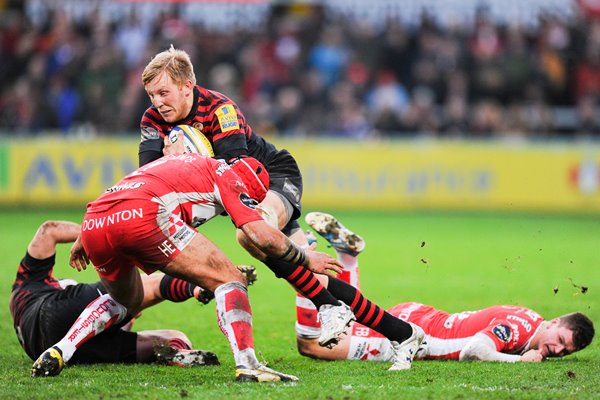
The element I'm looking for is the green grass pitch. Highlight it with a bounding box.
[0,210,599,399]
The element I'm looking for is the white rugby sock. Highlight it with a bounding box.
[347,333,394,362]
[214,281,259,368]
[336,251,360,289]
[54,293,128,362]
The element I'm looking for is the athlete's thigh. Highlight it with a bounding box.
[266,149,303,221]
[99,266,144,312]
[161,232,244,292]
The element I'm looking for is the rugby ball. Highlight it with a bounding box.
[168,125,214,156]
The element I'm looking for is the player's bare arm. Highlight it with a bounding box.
[459,333,521,362]
[240,220,343,276]
[27,221,81,260]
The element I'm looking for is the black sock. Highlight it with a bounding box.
[159,275,196,302]
[327,277,412,343]
[264,258,338,308]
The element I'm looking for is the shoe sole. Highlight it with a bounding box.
[155,345,220,367]
[168,350,220,367]
[236,368,298,382]
[305,212,365,255]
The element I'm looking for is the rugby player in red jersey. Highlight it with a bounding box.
[137,47,425,368]
[296,212,594,364]
[11,220,229,370]
[32,154,343,382]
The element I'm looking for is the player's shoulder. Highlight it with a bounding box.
[198,86,234,103]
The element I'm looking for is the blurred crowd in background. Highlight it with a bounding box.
[2,0,600,140]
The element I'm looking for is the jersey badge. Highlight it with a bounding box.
[492,324,512,343]
[141,126,160,140]
[192,122,204,132]
[216,104,240,132]
[239,192,258,209]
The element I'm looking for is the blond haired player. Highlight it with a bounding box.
[137,46,427,370]
[297,212,594,364]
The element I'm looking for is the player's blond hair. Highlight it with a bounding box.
[142,45,196,87]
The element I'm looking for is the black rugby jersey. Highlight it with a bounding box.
[139,86,278,167]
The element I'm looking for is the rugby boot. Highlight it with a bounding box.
[31,346,64,377]
[154,344,220,367]
[389,322,425,371]
[317,301,355,348]
[235,364,299,382]
[305,212,365,256]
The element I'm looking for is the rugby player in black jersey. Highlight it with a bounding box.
[12,220,225,374]
[137,47,425,370]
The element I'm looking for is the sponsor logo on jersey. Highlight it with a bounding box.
[215,161,231,176]
[141,126,160,140]
[239,192,258,209]
[82,208,144,231]
[216,104,239,132]
[283,178,301,203]
[508,315,533,333]
[105,181,145,193]
[492,324,512,343]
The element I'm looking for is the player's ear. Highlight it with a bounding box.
[183,79,194,93]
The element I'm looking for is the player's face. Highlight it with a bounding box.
[145,72,193,123]
[535,320,576,358]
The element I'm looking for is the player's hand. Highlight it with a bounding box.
[305,243,343,277]
[193,287,215,305]
[163,132,185,155]
[520,349,544,362]
[69,235,90,272]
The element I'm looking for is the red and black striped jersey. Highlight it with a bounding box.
[139,86,278,167]
[10,253,61,354]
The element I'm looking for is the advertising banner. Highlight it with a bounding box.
[1,138,599,212]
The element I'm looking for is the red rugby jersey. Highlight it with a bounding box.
[88,154,263,229]
[351,302,544,360]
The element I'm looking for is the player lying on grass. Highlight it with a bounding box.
[10,220,254,369]
[296,212,595,363]
[32,154,343,382]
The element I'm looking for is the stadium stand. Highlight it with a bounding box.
[1,0,598,138]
